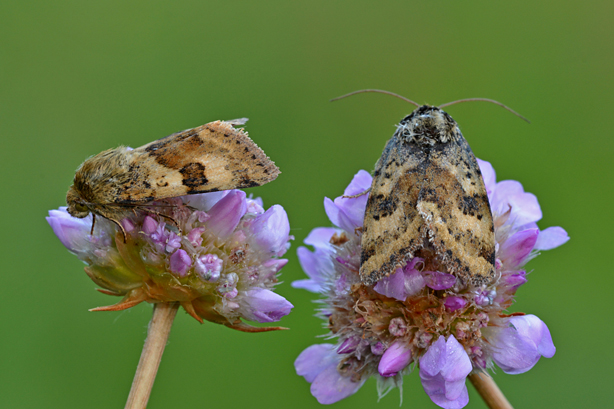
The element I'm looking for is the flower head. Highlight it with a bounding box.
[47,191,293,332]
[294,160,567,407]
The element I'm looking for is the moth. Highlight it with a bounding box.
[66,118,279,238]
[333,90,529,287]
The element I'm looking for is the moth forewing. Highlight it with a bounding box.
[66,119,279,239]
[359,106,496,287]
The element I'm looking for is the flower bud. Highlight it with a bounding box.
[378,342,412,377]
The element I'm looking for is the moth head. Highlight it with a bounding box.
[396,105,459,146]
[66,187,91,218]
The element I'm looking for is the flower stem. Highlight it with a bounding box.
[468,373,513,409]
[125,302,179,409]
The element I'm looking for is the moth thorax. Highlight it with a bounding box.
[396,106,459,146]
[66,186,90,218]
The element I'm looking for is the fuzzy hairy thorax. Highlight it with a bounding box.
[396,105,461,146]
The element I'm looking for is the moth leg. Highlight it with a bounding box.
[90,213,96,235]
[343,188,371,199]
[108,217,127,243]
[142,208,180,231]
[158,213,180,230]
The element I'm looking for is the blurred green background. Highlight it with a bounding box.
[1,1,611,408]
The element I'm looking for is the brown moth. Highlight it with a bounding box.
[359,105,496,287]
[66,118,279,238]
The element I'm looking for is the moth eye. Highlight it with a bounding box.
[75,203,88,212]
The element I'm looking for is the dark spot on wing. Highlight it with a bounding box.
[459,195,479,216]
[180,163,208,189]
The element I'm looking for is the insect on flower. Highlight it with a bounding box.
[331,90,530,287]
[65,118,279,239]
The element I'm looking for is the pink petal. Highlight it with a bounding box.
[169,249,191,276]
[311,363,366,404]
[499,228,539,268]
[184,191,229,212]
[424,271,456,290]
[492,180,542,225]
[419,336,472,408]
[534,226,569,250]
[476,158,496,197]
[444,296,467,311]
[304,227,337,249]
[206,190,247,238]
[250,205,290,256]
[324,197,356,233]
[46,209,94,254]
[373,268,407,300]
[510,315,556,359]
[142,216,158,234]
[374,258,426,300]
[242,288,293,323]
[331,170,372,229]
[378,341,412,377]
[338,337,361,354]
[490,315,554,375]
[293,246,334,292]
[295,344,337,383]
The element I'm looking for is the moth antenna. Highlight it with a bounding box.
[331,89,420,107]
[343,188,371,199]
[438,98,530,124]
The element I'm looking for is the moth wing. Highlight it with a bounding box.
[116,120,280,204]
[416,136,496,286]
[360,137,427,285]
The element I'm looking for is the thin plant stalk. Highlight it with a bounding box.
[469,372,514,409]
[125,302,179,409]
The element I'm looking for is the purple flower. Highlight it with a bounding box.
[378,342,412,377]
[206,190,247,238]
[184,190,229,212]
[292,228,337,292]
[246,196,265,214]
[324,170,371,232]
[295,344,366,404]
[194,254,223,281]
[241,288,293,323]
[187,226,206,246]
[46,209,100,256]
[444,296,467,311]
[142,216,158,234]
[47,190,292,331]
[373,258,426,301]
[419,336,472,409]
[338,336,361,354]
[249,205,291,256]
[262,258,288,274]
[371,342,385,355]
[294,158,567,407]
[489,314,555,374]
[490,180,542,227]
[503,271,528,289]
[423,271,457,290]
[498,228,539,268]
[169,249,192,276]
[534,226,569,250]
